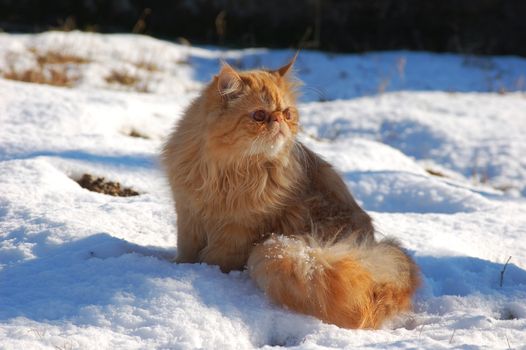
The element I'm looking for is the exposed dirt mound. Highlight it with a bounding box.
[77,174,139,197]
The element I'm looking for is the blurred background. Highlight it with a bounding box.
[1,0,525,56]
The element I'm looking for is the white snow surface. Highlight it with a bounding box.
[1,31,526,349]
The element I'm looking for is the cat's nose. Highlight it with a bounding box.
[268,111,282,123]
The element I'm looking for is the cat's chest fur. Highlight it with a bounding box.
[189,156,304,225]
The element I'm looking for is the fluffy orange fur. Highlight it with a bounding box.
[162,56,420,328]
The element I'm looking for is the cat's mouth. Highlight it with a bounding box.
[270,125,286,138]
[269,130,286,144]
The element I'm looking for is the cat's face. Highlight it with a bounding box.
[204,58,299,161]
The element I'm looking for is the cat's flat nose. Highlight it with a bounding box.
[269,111,282,123]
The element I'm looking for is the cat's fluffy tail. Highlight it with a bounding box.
[247,235,420,329]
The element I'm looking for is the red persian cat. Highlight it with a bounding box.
[162,55,419,329]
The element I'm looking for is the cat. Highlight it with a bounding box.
[161,55,420,329]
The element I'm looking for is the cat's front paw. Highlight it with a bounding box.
[174,254,198,264]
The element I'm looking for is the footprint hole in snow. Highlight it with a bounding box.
[498,305,525,320]
[263,334,305,348]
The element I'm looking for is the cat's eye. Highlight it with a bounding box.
[283,108,292,120]
[251,110,267,122]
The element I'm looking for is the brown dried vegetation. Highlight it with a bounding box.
[2,47,89,87]
[77,174,139,197]
[3,65,79,87]
[105,69,139,86]
[28,47,90,65]
[105,69,150,92]
[134,60,159,72]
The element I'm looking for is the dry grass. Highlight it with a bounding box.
[134,60,159,72]
[1,47,88,87]
[105,69,139,86]
[3,65,79,87]
[105,69,150,93]
[2,44,164,93]
[29,48,90,65]
[53,16,77,32]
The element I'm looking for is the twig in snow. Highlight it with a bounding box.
[505,333,512,350]
[54,342,73,350]
[418,324,426,339]
[449,329,456,344]
[500,256,512,288]
[28,328,45,340]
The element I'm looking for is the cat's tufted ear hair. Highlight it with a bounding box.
[275,51,299,77]
[216,62,243,100]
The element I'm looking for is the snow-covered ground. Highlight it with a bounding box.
[0,31,525,349]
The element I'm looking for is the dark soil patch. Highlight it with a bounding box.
[425,168,447,178]
[128,129,150,139]
[77,174,139,197]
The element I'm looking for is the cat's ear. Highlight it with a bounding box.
[216,62,242,99]
[275,51,299,77]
